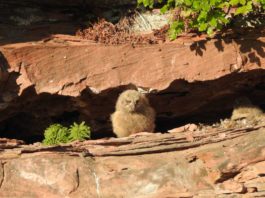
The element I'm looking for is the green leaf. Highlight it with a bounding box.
[197,11,208,22]
[218,2,230,8]
[167,0,176,7]
[198,22,208,31]
[192,0,201,10]
[201,1,211,12]
[175,0,184,6]
[235,1,252,15]
[239,0,246,5]
[235,6,246,15]
[168,20,184,40]
[207,27,214,36]
[160,5,169,14]
[184,0,192,6]
[138,0,154,8]
[216,23,223,30]
[211,0,223,6]
[219,16,230,24]
[229,0,240,6]
[210,0,217,6]
[181,9,193,17]
[209,17,218,28]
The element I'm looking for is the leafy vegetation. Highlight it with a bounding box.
[68,122,91,141]
[42,124,70,145]
[138,0,265,39]
[42,122,91,145]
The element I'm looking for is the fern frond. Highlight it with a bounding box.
[42,124,70,145]
[68,121,91,141]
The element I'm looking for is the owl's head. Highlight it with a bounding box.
[116,90,149,113]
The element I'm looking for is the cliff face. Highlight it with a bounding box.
[0,1,265,197]
[1,125,265,197]
[1,33,265,141]
[1,0,265,141]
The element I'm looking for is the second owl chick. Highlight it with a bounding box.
[231,97,264,121]
[111,90,156,138]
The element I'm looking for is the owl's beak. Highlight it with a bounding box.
[125,103,133,112]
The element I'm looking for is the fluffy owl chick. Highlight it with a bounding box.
[231,97,264,121]
[111,90,155,138]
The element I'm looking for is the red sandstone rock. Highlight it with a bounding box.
[215,180,245,194]
[2,35,264,96]
[0,1,265,197]
[168,126,186,133]
[1,32,265,138]
[0,126,264,197]
[1,33,265,138]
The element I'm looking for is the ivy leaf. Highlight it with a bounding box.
[137,0,143,4]
[210,0,217,6]
[181,9,193,17]
[138,0,154,8]
[235,1,252,15]
[207,27,214,36]
[175,0,184,6]
[192,0,201,10]
[239,0,246,5]
[160,5,169,14]
[167,0,176,7]
[229,0,240,6]
[184,0,192,6]
[219,16,230,24]
[211,0,223,6]
[198,22,208,31]
[209,17,218,28]
[201,1,211,12]
[235,6,247,15]
[168,20,184,40]
[218,2,230,8]
[197,11,208,22]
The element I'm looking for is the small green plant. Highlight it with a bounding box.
[138,0,265,39]
[68,121,91,141]
[42,124,70,146]
[42,122,91,145]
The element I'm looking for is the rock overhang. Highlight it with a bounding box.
[0,35,265,142]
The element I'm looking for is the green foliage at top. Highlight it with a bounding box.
[138,0,265,39]
[42,122,91,146]
[42,124,69,145]
[138,0,155,8]
[68,121,91,141]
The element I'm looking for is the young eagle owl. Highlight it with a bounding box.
[111,90,156,138]
[231,97,264,120]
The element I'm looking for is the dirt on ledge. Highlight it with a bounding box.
[76,18,165,45]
